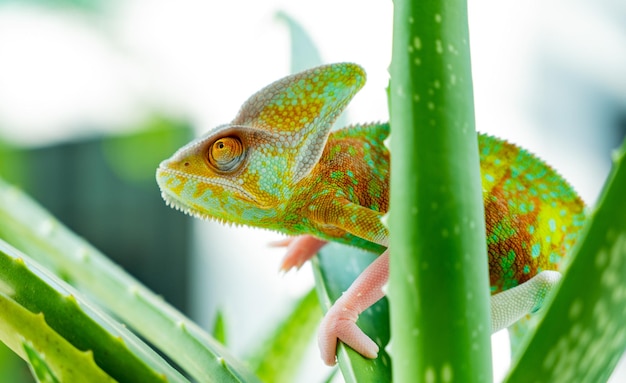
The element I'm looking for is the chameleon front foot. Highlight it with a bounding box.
[318,301,379,365]
[271,235,327,271]
[318,251,389,365]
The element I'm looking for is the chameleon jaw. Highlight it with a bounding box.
[159,190,205,219]
[155,165,267,226]
[159,188,232,225]
[156,164,258,203]
[159,188,273,230]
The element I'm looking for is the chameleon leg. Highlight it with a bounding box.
[271,235,327,271]
[317,257,560,365]
[318,250,389,366]
[491,270,562,332]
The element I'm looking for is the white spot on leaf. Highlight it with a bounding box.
[442,363,453,382]
[414,36,422,50]
[436,40,443,54]
[425,367,436,383]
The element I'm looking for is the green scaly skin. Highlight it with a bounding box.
[156,63,586,365]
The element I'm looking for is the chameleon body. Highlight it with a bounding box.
[156,63,585,366]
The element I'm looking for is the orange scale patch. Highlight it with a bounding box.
[169,175,188,197]
[192,182,213,199]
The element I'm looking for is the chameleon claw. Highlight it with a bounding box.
[318,302,379,366]
[272,235,327,272]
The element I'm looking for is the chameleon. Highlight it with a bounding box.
[156,63,586,366]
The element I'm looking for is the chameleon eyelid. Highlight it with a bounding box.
[206,135,246,173]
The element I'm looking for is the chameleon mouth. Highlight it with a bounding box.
[156,165,259,212]
[160,189,241,227]
[159,189,210,220]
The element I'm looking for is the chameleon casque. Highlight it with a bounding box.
[156,63,586,366]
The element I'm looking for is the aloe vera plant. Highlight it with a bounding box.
[0,178,262,383]
[1,2,626,382]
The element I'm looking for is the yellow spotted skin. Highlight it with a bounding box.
[480,136,585,293]
[156,63,586,296]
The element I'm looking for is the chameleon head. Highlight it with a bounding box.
[156,123,275,223]
[156,63,366,226]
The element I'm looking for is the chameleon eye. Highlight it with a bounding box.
[208,136,245,172]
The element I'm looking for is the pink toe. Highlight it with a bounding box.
[318,307,380,366]
[318,322,339,366]
[278,235,327,271]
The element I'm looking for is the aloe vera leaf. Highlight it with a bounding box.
[388,0,493,381]
[22,341,62,383]
[0,178,260,383]
[0,295,114,383]
[212,310,228,346]
[0,240,188,383]
[275,10,323,73]
[249,288,322,383]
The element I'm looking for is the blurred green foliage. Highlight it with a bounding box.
[0,117,192,382]
[102,116,193,183]
[0,342,33,383]
[0,141,29,188]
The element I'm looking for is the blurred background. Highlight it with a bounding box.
[0,0,624,381]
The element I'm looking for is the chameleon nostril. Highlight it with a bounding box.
[184,162,190,167]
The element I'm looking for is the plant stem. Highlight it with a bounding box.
[388,0,493,381]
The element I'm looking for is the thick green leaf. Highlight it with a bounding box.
[0,295,114,383]
[249,289,322,383]
[0,241,186,383]
[388,0,492,381]
[0,178,260,383]
[506,139,626,381]
[23,341,61,383]
[312,243,391,383]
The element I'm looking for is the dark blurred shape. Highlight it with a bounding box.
[617,112,626,143]
[0,118,194,314]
